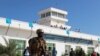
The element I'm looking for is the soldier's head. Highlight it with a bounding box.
[71,48,73,51]
[36,29,44,37]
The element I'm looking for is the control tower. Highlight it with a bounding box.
[38,7,71,30]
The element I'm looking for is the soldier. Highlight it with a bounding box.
[28,29,46,56]
[23,47,30,56]
[70,48,75,56]
[52,44,57,56]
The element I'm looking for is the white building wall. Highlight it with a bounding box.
[0,26,37,38]
[46,40,65,56]
[0,18,100,55]
[46,40,95,56]
[38,18,51,26]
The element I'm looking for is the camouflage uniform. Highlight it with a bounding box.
[29,37,46,56]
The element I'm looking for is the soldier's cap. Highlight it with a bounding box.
[36,29,44,33]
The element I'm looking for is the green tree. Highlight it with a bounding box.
[0,37,18,56]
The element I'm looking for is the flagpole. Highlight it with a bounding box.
[27,22,33,38]
[5,24,10,36]
[2,18,11,42]
[5,18,11,36]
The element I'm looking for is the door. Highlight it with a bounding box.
[65,45,71,56]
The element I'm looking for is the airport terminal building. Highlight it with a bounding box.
[0,7,100,56]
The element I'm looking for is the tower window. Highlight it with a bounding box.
[46,12,51,17]
[41,12,51,18]
[51,12,57,16]
[51,12,65,18]
[58,13,65,18]
[41,14,45,18]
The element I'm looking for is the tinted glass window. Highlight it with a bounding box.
[46,12,51,17]
[58,13,65,18]
[41,14,45,18]
[52,12,57,16]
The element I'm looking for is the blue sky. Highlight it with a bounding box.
[0,0,100,35]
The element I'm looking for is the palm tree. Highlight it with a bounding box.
[0,36,18,56]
